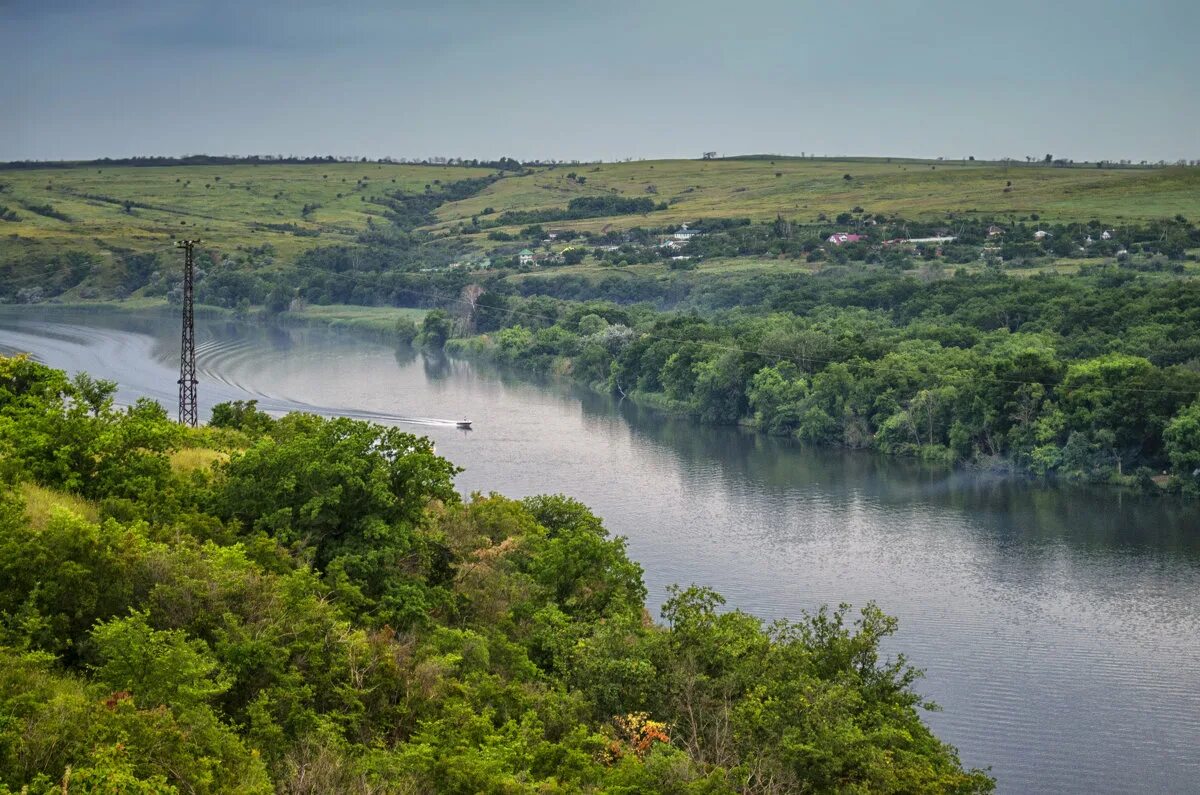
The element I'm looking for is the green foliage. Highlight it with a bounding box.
[0,356,179,501]
[418,308,455,348]
[209,399,275,436]
[394,316,420,345]
[0,355,992,793]
[497,195,660,226]
[91,610,232,710]
[1165,400,1200,492]
[458,270,1200,486]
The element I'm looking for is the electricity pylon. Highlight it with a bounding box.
[176,239,200,426]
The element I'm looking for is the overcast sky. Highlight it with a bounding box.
[3,0,1197,163]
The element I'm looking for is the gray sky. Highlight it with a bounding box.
[3,0,1197,163]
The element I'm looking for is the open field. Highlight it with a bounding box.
[436,158,1200,243]
[506,254,820,282]
[4,158,1197,265]
[505,249,1200,286]
[0,161,493,262]
[275,303,428,336]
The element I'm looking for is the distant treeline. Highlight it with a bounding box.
[368,175,499,229]
[0,154,548,171]
[719,154,1200,168]
[496,196,665,226]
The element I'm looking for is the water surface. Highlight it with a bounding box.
[2,308,1198,793]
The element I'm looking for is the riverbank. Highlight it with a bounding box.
[5,300,1186,497]
[1,299,426,341]
[444,330,1187,497]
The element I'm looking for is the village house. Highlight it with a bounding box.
[1101,230,1115,240]
[1033,230,1051,240]
[518,248,535,266]
[661,223,702,250]
[827,233,866,245]
[673,223,700,241]
[987,225,1005,237]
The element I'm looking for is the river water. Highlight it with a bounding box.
[2,308,1198,793]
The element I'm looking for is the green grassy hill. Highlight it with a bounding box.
[2,156,1197,304]
[0,161,493,261]
[4,158,1197,258]
[436,158,1200,240]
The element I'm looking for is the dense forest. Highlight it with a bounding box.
[0,355,992,793]
[445,268,1200,492]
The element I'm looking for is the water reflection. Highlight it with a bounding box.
[421,350,452,380]
[392,345,418,367]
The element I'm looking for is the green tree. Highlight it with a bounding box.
[418,309,454,348]
[1165,400,1200,482]
[91,610,232,711]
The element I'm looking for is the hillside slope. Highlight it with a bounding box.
[435,158,1200,239]
[2,157,1197,304]
[0,161,493,261]
[3,158,1197,258]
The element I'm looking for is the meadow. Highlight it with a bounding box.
[4,158,1198,267]
[437,158,1200,243]
[3,156,1197,305]
[273,303,428,336]
[0,161,493,262]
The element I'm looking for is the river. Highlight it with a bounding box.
[2,307,1198,793]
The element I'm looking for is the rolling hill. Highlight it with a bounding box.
[435,157,1200,238]
[0,161,494,261]
[2,156,1197,302]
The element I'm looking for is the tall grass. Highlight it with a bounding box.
[169,447,228,473]
[20,482,99,529]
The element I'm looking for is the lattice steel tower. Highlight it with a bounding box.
[176,240,201,426]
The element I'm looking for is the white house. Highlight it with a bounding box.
[827,233,866,245]
[1101,230,1114,240]
[1033,230,1050,240]
[673,224,700,241]
[518,248,535,266]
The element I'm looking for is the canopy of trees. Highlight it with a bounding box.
[448,268,1200,492]
[496,196,664,226]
